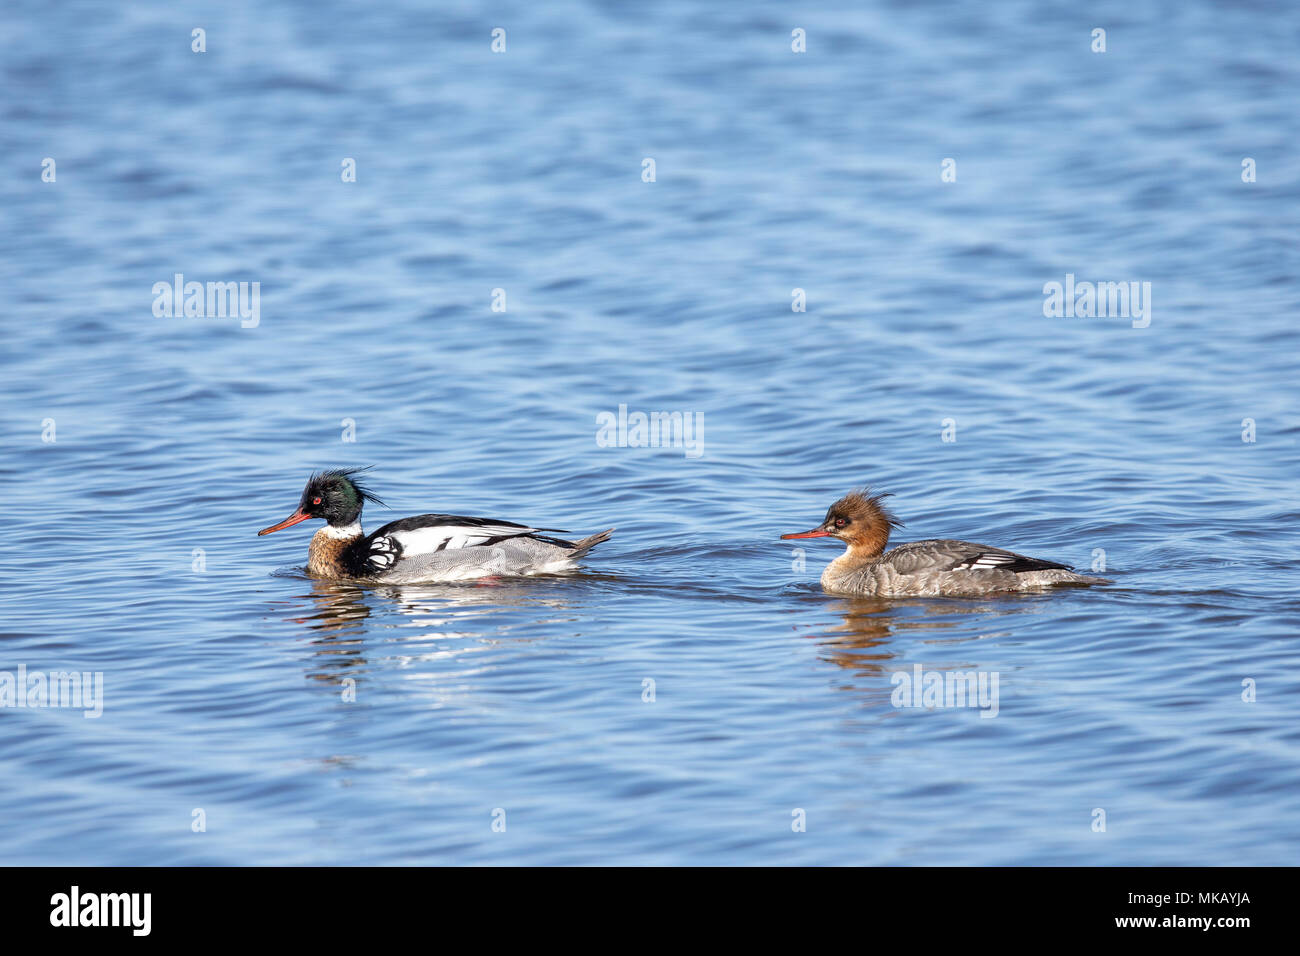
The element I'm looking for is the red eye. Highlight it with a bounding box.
[312,497,322,505]
[834,518,847,528]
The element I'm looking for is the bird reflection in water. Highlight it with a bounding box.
[289,574,594,689]
[808,596,1039,705]
[292,580,371,685]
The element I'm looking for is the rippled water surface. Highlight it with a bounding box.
[2,1,1298,864]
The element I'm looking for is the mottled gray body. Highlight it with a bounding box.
[821,538,1111,597]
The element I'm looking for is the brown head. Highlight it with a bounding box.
[780,489,903,557]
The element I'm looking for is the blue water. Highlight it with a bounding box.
[2,0,1297,864]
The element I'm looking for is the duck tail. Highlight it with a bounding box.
[567,528,614,558]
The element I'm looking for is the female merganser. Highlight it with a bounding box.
[781,489,1111,597]
[258,468,614,583]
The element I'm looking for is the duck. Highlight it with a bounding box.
[781,489,1111,597]
[258,468,614,583]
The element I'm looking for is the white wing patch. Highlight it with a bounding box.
[386,523,538,556]
[955,552,1019,570]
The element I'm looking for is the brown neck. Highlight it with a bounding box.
[307,525,362,577]
[845,521,891,560]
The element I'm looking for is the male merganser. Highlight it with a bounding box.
[781,489,1111,597]
[258,468,614,583]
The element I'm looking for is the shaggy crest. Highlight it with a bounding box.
[310,466,387,509]
[824,488,904,530]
